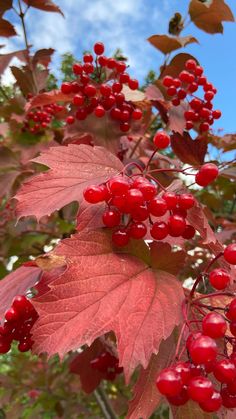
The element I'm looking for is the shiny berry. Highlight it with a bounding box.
[224,244,236,265]
[108,177,130,196]
[195,163,219,187]
[150,222,169,240]
[156,369,183,397]
[102,209,121,228]
[148,197,167,217]
[162,192,178,210]
[202,312,227,339]
[199,391,222,413]
[178,194,195,210]
[182,225,196,239]
[187,376,214,402]
[168,215,186,237]
[209,268,230,290]
[94,42,104,55]
[189,335,217,365]
[112,228,129,247]
[83,185,105,203]
[213,359,236,383]
[153,131,170,149]
[129,222,147,239]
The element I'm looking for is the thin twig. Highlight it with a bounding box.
[94,384,118,419]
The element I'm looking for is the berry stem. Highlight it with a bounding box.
[189,252,224,298]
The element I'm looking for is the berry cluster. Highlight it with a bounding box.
[162,59,221,134]
[156,245,236,413]
[61,42,143,133]
[90,350,123,381]
[22,103,65,134]
[0,295,38,354]
[83,174,196,247]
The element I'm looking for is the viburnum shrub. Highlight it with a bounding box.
[0,0,235,417]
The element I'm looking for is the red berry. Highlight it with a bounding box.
[0,339,11,354]
[204,91,214,101]
[199,122,209,132]
[102,209,121,228]
[135,180,157,201]
[221,388,236,408]
[116,61,126,73]
[83,53,93,63]
[84,84,97,97]
[187,376,214,402]
[61,82,72,94]
[167,388,189,406]
[185,59,197,71]
[153,131,170,149]
[83,63,94,74]
[107,58,116,69]
[129,222,147,239]
[174,362,191,385]
[188,82,198,93]
[120,122,130,132]
[73,63,83,75]
[190,98,202,110]
[212,110,221,119]
[168,215,186,237]
[150,222,169,240]
[156,368,183,397]
[182,225,196,239]
[5,307,18,322]
[162,192,178,210]
[94,105,105,118]
[163,76,174,87]
[119,73,130,84]
[230,321,236,337]
[224,244,236,265]
[199,391,222,413]
[195,163,219,186]
[108,176,130,196]
[226,298,236,321]
[209,268,230,290]
[213,359,236,383]
[83,185,105,203]
[126,189,144,207]
[112,82,122,93]
[112,228,129,247]
[195,66,203,76]
[172,98,180,106]
[186,121,193,130]
[76,108,87,120]
[167,86,176,96]
[202,312,227,339]
[177,89,187,100]
[189,335,217,365]
[132,108,143,120]
[128,79,139,90]
[94,42,104,55]
[73,94,84,106]
[18,339,33,352]
[148,197,167,217]
[227,378,236,395]
[66,116,75,125]
[179,71,191,83]
[130,205,149,222]
[178,193,195,210]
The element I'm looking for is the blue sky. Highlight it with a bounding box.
[1,0,236,133]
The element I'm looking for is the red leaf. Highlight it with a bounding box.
[0,265,42,318]
[0,170,20,198]
[76,201,105,233]
[168,102,188,134]
[32,48,55,68]
[70,339,107,393]
[0,18,17,37]
[22,0,64,15]
[15,144,123,221]
[25,90,76,111]
[127,333,176,419]
[187,202,217,245]
[189,0,234,34]
[31,230,184,381]
[150,242,186,275]
[171,132,207,165]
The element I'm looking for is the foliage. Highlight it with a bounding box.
[0,0,235,418]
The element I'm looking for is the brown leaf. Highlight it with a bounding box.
[0,0,13,16]
[170,132,207,165]
[32,48,55,68]
[150,242,186,275]
[0,18,17,37]
[10,65,36,96]
[22,0,64,16]
[26,90,74,111]
[161,53,199,79]
[189,0,234,34]
[148,34,198,54]
[0,49,28,75]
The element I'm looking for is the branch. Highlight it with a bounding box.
[94,384,118,419]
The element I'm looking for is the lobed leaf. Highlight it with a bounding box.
[189,0,234,34]
[22,0,64,16]
[148,34,198,54]
[31,230,184,381]
[15,144,123,221]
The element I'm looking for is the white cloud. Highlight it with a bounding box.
[0,0,173,83]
